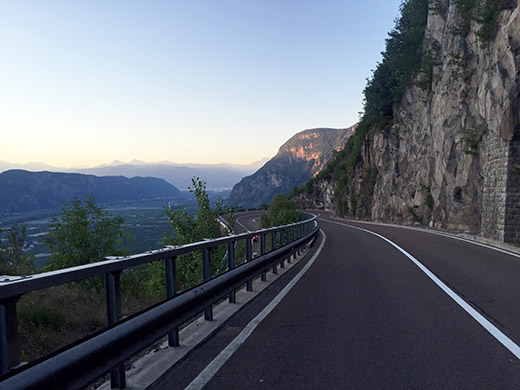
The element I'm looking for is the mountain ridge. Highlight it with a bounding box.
[0,170,182,215]
[227,126,356,208]
[0,158,268,191]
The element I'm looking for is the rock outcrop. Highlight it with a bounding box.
[227,127,356,208]
[295,1,520,244]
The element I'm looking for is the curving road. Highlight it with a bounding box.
[234,211,264,233]
[150,211,520,389]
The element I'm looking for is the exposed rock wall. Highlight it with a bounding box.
[295,1,520,244]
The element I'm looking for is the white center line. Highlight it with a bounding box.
[184,230,327,390]
[322,218,520,360]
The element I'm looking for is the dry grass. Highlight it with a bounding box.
[17,275,166,363]
[18,283,106,362]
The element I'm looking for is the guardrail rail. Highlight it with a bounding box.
[0,213,319,390]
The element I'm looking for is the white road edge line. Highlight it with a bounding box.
[324,218,520,360]
[327,215,520,259]
[235,216,251,232]
[184,230,327,390]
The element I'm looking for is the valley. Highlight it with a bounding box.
[0,192,229,269]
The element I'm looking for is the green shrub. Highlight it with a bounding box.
[359,166,379,216]
[0,222,34,275]
[259,195,300,228]
[421,185,434,212]
[45,195,130,273]
[415,51,436,91]
[462,127,482,155]
[453,0,513,41]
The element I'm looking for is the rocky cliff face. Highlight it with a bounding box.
[227,127,356,208]
[295,1,520,244]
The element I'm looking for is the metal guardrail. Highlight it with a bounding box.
[0,213,319,390]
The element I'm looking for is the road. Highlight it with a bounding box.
[150,211,520,389]
[234,210,264,233]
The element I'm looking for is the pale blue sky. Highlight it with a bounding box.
[0,0,403,167]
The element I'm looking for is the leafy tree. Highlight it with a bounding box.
[165,177,231,244]
[45,195,130,270]
[0,222,34,275]
[149,178,233,292]
[259,195,300,229]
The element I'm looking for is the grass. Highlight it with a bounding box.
[18,285,106,362]
[17,272,170,363]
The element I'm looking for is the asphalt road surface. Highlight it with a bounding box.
[234,211,264,232]
[150,211,520,389]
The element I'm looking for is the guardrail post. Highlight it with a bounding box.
[271,231,278,274]
[287,227,294,264]
[292,226,297,260]
[202,248,213,321]
[297,224,302,255]
[227,241,236,303]
[246,238,253,291]
[0,296,21,374]
[280,229,287,268]
[295,225,299,256]
[165,256,179,347]
[105,271,125,389]
[260,233,267,281]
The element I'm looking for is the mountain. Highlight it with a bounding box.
[0,170,182,214]
[0,161,61,172]
[75,163,253,191]
[227,127,356,208]
[293,2,520,245]
[0,159,267,192]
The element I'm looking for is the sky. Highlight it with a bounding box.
[0,0,403,168]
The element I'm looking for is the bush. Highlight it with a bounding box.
[259,195,300,228]
[45,195,130,271]
[453,0,513,41]
[0,222,34,275]
[164,177,233,291]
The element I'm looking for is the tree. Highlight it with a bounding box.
[155,177,233,291]
[0,222,34,275]
[165,177,231,245]
[259,195,300,229]
[45,195,130,270]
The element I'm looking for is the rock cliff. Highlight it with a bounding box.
[294,0,520,244]
[227,127,356,208]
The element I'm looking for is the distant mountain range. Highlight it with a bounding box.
[0,170,182,215]
[227,126,356,208]
[0,158,269,192]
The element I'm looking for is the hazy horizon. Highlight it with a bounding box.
[0,156,271,171]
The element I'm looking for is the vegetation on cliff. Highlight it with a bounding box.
[448,0,515,41]
[293,0,429,215]
[294,0,518,233]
